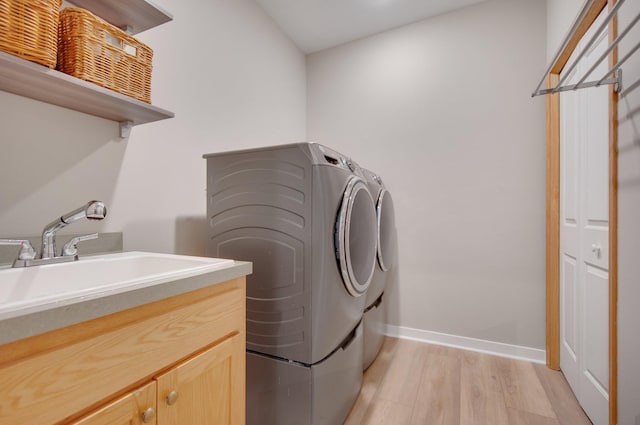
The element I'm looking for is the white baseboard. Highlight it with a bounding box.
[384,324,546,364]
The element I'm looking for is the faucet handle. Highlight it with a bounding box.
[62,233,99,257]
[0,239,37,260]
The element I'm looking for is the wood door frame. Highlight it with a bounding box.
[545,0,618,424]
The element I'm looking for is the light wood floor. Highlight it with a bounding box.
[344,338,593,425]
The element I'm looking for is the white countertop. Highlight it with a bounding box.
[0,251,251,345]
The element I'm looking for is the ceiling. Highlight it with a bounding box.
[254,0,487,53]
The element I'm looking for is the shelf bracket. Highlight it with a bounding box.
[614,68,622,93]
[119,121,133,139]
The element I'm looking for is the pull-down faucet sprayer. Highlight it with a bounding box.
[40,200,107,259]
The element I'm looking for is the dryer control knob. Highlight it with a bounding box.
[345,159,356,172]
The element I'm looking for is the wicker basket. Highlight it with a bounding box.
[57,7,153,103]
[0,0,62,68]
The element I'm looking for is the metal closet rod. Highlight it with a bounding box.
[536,74,621,96]
[552,0,625,92]
[531,0,598,97]
[532,0,639,97]
[536,10,640,96]
[572,12,640,88]
[598,39,640,86]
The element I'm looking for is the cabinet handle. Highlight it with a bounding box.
[141,407,156,423]
[166,390,179,406]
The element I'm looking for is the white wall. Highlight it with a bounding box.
[546,0,583,63]
[307,0,547,349]
[546,0,640,423]
[0,0,306,255]
[616,1,640,423]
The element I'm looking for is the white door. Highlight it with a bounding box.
[559,12,610,425]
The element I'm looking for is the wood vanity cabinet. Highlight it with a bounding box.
[0,277,246,425]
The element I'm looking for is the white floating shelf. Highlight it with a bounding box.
[71,0,173,34]
[0,51,174,127]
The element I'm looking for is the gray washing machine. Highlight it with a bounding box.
[362,168,397,370]
[204,143,378,425]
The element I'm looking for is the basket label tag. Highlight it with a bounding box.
[123,43,137,56]
[105,33,120,48]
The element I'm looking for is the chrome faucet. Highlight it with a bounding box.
[0,201,107,268]
[41,200,107,259]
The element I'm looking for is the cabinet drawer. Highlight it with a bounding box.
[0,277,245,425]
[156,332,245,425]
[69,381,156,425]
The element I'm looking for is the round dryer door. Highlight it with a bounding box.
[376,189,396,272]
[336,177,378,297]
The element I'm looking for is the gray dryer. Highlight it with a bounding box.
[204,143,378,425]
[362,168,397,370]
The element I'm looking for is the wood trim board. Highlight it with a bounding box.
[551,0,608,74]
[545,72,561,372]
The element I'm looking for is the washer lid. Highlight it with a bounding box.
[376,189,396,272]
[336,177,378,297]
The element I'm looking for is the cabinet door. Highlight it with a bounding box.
[70,381,156,425]
[155,333,245,425]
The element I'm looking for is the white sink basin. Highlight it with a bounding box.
[0,251,235,320]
